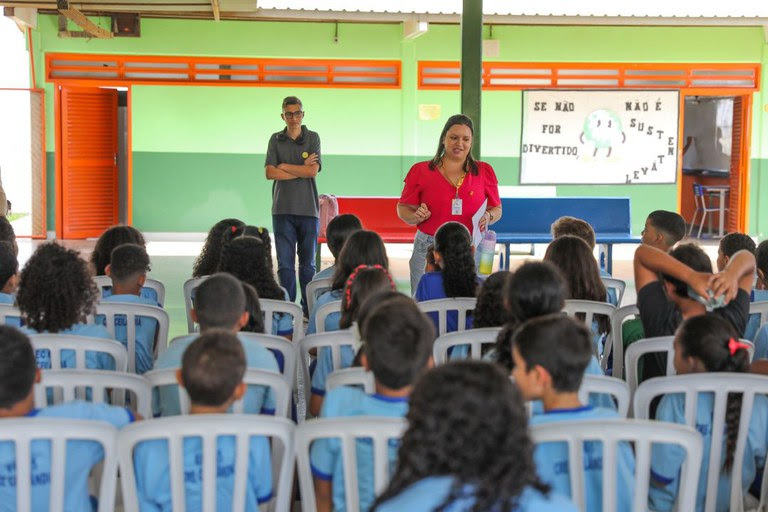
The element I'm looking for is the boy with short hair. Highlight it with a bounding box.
[310,295,434,512]
[0,241,21,327]
[154,273,279,416]
[134,331,273,510]
[750,240,768,359]
[101,243,159,374]
[314,214,362,281]
[0,325,136,510]
[512,315,635,512]
[641,210,686,252]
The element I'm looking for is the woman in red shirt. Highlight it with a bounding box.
[397,114,502,292]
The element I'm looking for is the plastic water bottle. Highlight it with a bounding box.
[478,230,496,276]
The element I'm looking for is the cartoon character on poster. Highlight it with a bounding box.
[580,109,626,157]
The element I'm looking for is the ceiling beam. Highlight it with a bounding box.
[57,0,113,37]
[4,6,37,28]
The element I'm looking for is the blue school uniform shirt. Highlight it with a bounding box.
[98,294,159,374]
[0,292,21,328]
[313,265,335,281]
[745,289,768,347]
[530,356,615,415]
[272,289,294,337]
[599,268,619,307]
[414,272,474,334]
[102,285,160,306]
[531,405,635,512]
[310,329,355,397]
[22,324,116,371]
[306,289,343,335]
[0,401,134,512]
[375,476,578,512]
[310,386,409,512]
[649,392,768,512]
[153,333,279,417]
[133,430,272,511]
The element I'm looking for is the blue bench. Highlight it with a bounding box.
[493,197,641,274]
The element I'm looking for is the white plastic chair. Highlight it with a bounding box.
[95,302,170,370]
[30,333,128,372]
[626,336,755,395]
[118,414,295,512]
[33,369,153,418]
[326,368,375,394]
[562,299,616,361]
[0,418,119,512]
[579,375,631,418]
[530,418,703,512]
[601,277,626,307]
[609,304,639,379]
[749,301,768,334]
[295,417,407,512]
[237,332,298,388]
[417,297,477,336]
[260,298,305,341]
[314,299,342,334]
[93,275,166,307]
[634,373,768,512]
[182,276,208,333]
[144,367,291,417]
[433,327,502,365]
[299,330,356,408]
[306,277,333,317]
[0,303,22,325]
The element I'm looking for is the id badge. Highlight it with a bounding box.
[451,198,463,216]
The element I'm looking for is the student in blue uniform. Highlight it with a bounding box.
[0,241,21,328]
[414,221,477,334]
[134,330,273,511]
[218,227,294,338]
[372,361,577,512]
[308,265,396,417]
[717,233,766,343]
[0,216,18,258]
[16,243,115,370]
[650,314,768,512]
[306,230,389,335]
[153,273,279,416]
[310,294,434,512]
[0,326,137,512]
[512,315,635,511]
[100,243,159,374]
[313,213,362,281]
[754,240,768,359]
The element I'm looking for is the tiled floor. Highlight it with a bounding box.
[16,237,722,340]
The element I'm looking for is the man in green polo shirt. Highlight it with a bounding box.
[265,96,322,316]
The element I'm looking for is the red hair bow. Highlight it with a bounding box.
[728,337,749,356]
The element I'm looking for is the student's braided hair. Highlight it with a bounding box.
[193,218,245,277]
[676,314,750,472]
[218,235,284,301]
[17,243,98,332]
[434,222,477,298]
[372,361,550,512]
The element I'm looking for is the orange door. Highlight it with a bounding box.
[61,86,118,238]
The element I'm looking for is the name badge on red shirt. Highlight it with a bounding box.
[451,198,463,216]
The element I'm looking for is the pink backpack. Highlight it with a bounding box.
[318,194,338,238]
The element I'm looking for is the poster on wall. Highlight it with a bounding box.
[520,90,680,184]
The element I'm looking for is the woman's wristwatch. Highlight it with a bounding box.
[486,211,494,223]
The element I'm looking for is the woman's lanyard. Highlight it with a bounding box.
[448,172,466,216]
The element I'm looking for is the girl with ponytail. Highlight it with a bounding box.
[650,314,768,512]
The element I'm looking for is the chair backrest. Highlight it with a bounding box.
[95,302,170,370]
[182,276,208,333]
[295,417,407,512]
[417,297,477,336]
[600,277,626,306]
[326,368,375,394]
[306,277,333,316]
[749,301,768,334]
[562,299,616,357]
[0,303,22,325]
[530,418,702,512]
[634,373,768,512]
[260,299,304,341]
[93,275,166,307]
[118,414,295,512]
[34,369,153,418]
[31,333,128,372]
[144,368,291,417]
[314,299,342,334]
[433,327,502,365]
[579,375,631,418]
[236,332,298,388]
[626,336,754,395]
[299,330,356,408]
[609,304,639,379]
[0,418,118,512]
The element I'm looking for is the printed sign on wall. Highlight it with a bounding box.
[520,90,680,184]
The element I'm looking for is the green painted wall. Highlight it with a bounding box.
[33,16,768,236]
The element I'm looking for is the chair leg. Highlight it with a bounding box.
[688,210,699,238]
[697,210,707,238]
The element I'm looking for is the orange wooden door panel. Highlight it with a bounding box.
[61,87,118,238]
